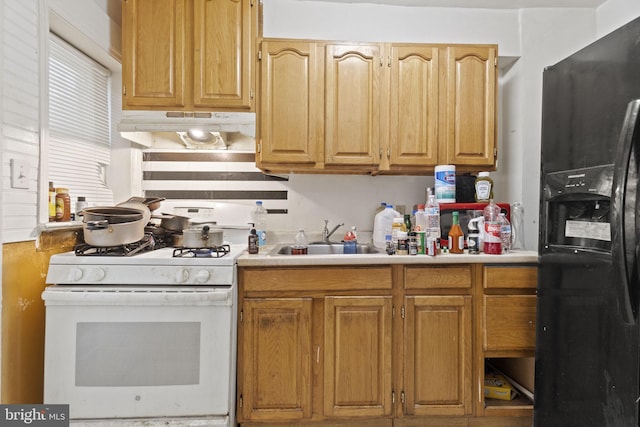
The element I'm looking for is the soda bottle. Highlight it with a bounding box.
[483,199,502,255]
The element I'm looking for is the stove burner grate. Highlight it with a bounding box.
[173,244,231,258]
[75,233,157,256]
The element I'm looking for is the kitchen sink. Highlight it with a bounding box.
[272,243,383,255]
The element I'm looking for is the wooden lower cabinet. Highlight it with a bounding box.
[237,263,535,426]
[404,295,472,417]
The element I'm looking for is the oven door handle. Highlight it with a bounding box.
[42,287,233,306]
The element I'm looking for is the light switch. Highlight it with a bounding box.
[10,159,29,189]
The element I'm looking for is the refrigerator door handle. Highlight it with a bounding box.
[611,99,640,324]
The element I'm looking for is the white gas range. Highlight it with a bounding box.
[43,243,246,426]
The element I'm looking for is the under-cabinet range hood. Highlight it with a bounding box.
[118,110,256,137]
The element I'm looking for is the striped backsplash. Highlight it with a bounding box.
[142,150,289,214]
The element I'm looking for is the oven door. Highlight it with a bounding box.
[42,286,235,421]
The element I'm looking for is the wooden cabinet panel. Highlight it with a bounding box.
[241,298,313,421]
[258,40,322,165]
[405,265,472,290]
[243,267,392,292]
[443,45,497,167]
[387,45,439,167]
[483,266,538,290]
[483,295,537,351]
[405,295,473,416]
[324,296,393,417]
[193,0,253,108]
[122,0,186,108]
[325,44,381,166]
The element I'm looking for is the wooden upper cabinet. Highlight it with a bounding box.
[386,45,439,169]
[442,45,497,167]
[258,40,322,167]
[122,0,256,111]
[324,44,382,168]
[122,0,186,109]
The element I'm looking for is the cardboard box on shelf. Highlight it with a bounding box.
[484,372,517,401]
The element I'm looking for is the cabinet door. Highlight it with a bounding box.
[193,0,254,109]
[387,45,439,168]
[442,45,497,167]
[404,295,472,416]
[122,0,186,109]
[258,40,322,166]
[325,44,382,167]
[324,296,393,417]
[240,298,313,421]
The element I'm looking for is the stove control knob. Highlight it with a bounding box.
[175,268,189,283]
[195,269,211,283]
[68,267,83,282]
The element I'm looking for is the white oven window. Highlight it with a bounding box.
[76,322,201,387]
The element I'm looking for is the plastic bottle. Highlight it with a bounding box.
[511,202,525,250]
[499,213,512,253]
[252,201,268,252]
[248,223,259,254]
[76,196,88,217]
[483,199,502,254]
[48,182,57,222]
[373,204,401,249]
[55,187,71,222]
[448,211,465,254]
[425,188,441,248]
[343,227,357,254]
[475,172,494,202]
[404,214,412,233]
[292,228,308,255]
[414,204,427,232]
[467,217,481,254]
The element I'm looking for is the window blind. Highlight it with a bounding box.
[48,32,113,210]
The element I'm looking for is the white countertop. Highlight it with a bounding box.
[238,246,538,267]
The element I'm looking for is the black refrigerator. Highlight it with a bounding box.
[536,16,640,427]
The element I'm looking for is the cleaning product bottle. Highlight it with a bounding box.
[252,201,268,252]
[343,226,357,254]
[373,204,401,249]
[483,199,502,254]
[475,172,494,202]
[248,223,259,254]
[448,211,465,254]
[414,204,427,231]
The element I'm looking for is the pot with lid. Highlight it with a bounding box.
[82,206,146,247]
[182,224,224,248]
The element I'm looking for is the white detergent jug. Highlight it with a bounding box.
[373,204,401,249]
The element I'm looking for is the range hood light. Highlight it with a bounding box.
[177,131,227,149]
[186,129,214,142]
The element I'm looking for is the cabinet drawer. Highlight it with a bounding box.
[242,267,392,292]
[483,295,536,351]
[483,265,538,289]
[405,265,472,289]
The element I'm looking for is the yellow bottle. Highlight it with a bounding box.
[475,172,494,202]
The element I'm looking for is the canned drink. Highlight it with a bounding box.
[426,237,437,256]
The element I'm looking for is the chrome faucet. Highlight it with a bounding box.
[323,220,344,242]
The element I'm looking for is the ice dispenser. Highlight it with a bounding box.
[543,165,613,252]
